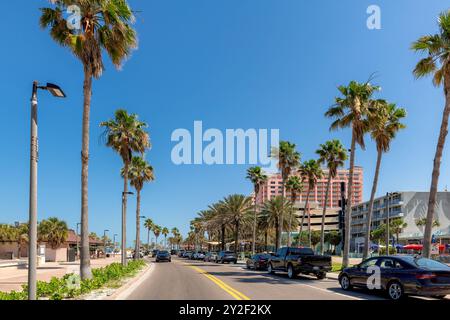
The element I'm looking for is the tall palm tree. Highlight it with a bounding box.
[272,141,301,249]
[221,195,253,254]
[299,160,323,247]
[260,197,294,249]
[144,218,154,250]
[162,227,169,248]
[101,109,150,266]
[362,101,406,259]
[411,11,450,258]
[316,140,348,255]
[126,156,154,259]
[246,166,268,254]
[285,176,303,246]
[208,202,229,251]
[325,80,380,267]
[171,227,180,249]
[40,0,137,280]
[153,225,162,248]
[37,218,69,249]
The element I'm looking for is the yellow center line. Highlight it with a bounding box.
[179,261,251,300]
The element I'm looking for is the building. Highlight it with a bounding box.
[256,167,363,208]
[351,192,450,252]
[292,201,340,232]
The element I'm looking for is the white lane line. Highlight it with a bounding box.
[115,262,156,300]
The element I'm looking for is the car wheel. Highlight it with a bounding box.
[387,281,404,300]
[221,260,225,264]
[268,263,275,274]
[246,263,251,269]
[287,265,296,279]
[316,272,326,280]
[340,275,352,291]
[233,260,237,264]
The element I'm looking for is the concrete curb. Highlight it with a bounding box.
[104,262,155,300]
[327,272,339,280]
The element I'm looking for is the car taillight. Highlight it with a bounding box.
[416,273,436,280]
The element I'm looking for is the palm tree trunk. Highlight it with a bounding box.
[277,179,286,250]
[423,90,450,258]
[264,230,268,251]
[221,224,225,251]
[252,187,258,255]
[343,134,356,268]
[308,200,312,248]
[147,228,150,251]
[234,220,239,254]
[80,70,92,280]
[300,190,310,245]
[121,161,129,266]
[363,150,382,260]
[134,190,141,260]
[320,174,332,255]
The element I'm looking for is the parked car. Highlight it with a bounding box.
[339,255,450,300]
[267,247,331,279]
[155,250,172,262]
[170,249,179,255]
[151,249,159,257]
[246,253,271,270]
[184,251,194,259]
[178,250,186,257]
[217,251,238,264]
[194,251,206,260]
[204,252,218,262]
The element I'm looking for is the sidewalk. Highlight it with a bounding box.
[0,256,121,293]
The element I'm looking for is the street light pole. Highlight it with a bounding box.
[28,81,66,300]
[113,234,118,257]
[103,229,109,257]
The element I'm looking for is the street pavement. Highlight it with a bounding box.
[125,257,392,300]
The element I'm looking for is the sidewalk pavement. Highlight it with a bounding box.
[0,256,121,293]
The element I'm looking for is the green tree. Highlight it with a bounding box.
[316,140,348,254]
[101,109,150,266]
[411,11,450,258]
[272,141,301,250]
[363,102,406,259]
[299,160,323,247]
[246,166,268,254]
[285,176,303,246]
[260,197,294,250]
[153,225,162,248]
[325,80,380,267]
[127,156,154,259]
[40,0,137,280]
[162,227,169,248]
[38,218,69,249]
[144,218,154,250]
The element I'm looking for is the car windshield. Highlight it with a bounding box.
[158,251,169,255]
[223,251,234,255]
[288,248,314,255]
[403,257,450,270]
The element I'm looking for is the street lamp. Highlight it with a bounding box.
[113,234,118,257]
[103,229,109,257]
[28,81,66,301]
[121,191,134,266]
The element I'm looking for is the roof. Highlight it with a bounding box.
[66,230,103,245]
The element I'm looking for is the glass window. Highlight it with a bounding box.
[360,258,378,269]
[379,258,402,269]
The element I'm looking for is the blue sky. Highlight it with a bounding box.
[1,0,449,244]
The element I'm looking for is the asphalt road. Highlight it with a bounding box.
[125,257,394,300]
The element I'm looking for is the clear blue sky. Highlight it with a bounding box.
[1,0,449,244]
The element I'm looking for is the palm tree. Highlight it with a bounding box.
[260,197,294,249]
[40,0,137,280]
[411,11,450,258]
[38,218,69,249]
[299,160,323,247]
[362,101,406,259]
[101,109,150,266]
[126,156,154,259]
[153,225,162,248]
[171,227,180,249]
[162,227,169,248]
[246,166,268,254]
[325,80,380,267]
[390,218,408,244]
[272,141,301,250]
[144,218,154,250]
[285,176,303,246]
[208,202,229,251]
[221,195,253,254]
[316,140,348,255]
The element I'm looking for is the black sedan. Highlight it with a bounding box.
[339,255,450,300]
[246,254,271,270]
[155,250,172,262]
[217,251,237,264]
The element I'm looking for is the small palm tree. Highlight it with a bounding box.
[171,227,180,249]
[411,11,450,258]
[126,156,154,259]
[153,225,162,248]
[260,197,294,249]
[40,0,137,280]
[363,101,406,259]
[299,160,323,247]
[221,195,253,254]
[271,141,301,250]
[144,218,154,250]
[316,140,348,255]
[101,110,150,265]
[162,227,169,248]
[38,218,69,249]
[325,80,380,267]
[246,166,268,254]
[285,176,303,246]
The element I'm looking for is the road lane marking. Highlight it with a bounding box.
[182,263,251,300]
[114,262,155,300]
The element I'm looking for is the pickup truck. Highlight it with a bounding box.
[267,247,332,279]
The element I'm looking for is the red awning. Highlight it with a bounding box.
[403,244,445,250]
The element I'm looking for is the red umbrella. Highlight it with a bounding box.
[403,244,445,251]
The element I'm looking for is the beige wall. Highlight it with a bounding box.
[0,242,28,259]
[45,247,67,262]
